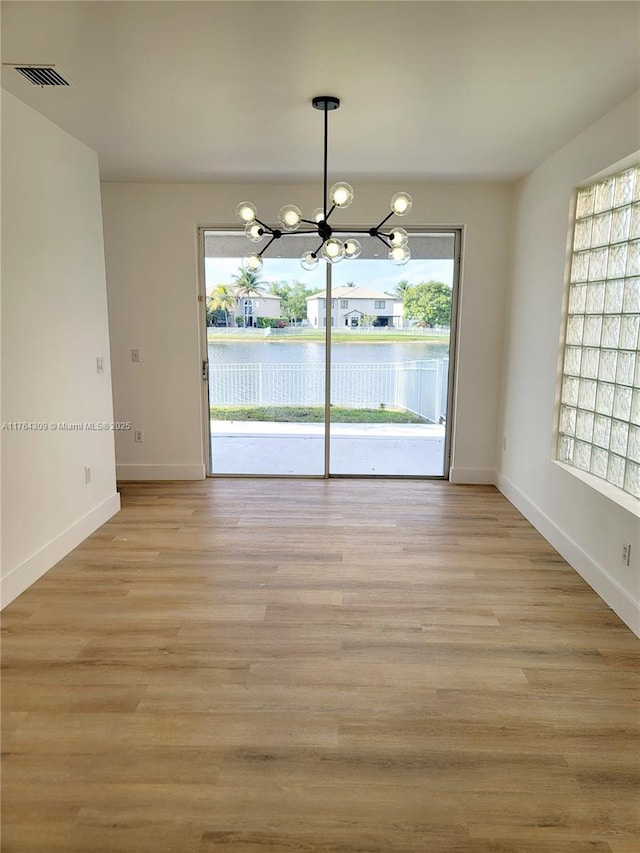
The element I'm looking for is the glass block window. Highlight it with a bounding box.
[558,165,640,500]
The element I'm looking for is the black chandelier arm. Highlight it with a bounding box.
[311,238,325,258]
[254,217,272,232]
[331,228,377,235]
[262,228,320,240]
[374,232,392,250]
[257,228,328,259]
[375,211,395,230]
[258,234,279,256]
[325,203,337,221]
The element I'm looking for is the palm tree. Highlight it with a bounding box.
[397,280,412,299]
[231,268,267,327]
[385,278,412,302]
[386,279,412,300]
[231,269,267,298]
[207,284,237,327]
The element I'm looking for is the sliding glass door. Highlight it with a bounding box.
[204,231,326,475]
[328,233,456,475]
[202,229,458,477]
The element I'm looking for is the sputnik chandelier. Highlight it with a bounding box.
[236,96,413,273]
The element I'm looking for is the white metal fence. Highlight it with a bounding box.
[209,359,449,424]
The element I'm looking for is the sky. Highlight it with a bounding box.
[205,257,454,295]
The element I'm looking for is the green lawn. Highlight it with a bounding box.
[210,405,427,424]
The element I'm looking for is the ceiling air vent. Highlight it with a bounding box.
[10,65,71,86]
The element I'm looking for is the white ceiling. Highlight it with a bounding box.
[1,1,639,183]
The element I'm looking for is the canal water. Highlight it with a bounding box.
[209,340,450,366]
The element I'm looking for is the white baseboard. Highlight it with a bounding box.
[497,473,640,638]
[116,464,206,481]
[449,467,496,484]
[1,492,121,609]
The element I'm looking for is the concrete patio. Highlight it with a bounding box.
[210,421,446,475]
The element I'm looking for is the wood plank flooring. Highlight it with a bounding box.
[2,479,639,852]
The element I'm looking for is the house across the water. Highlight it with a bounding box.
[306,286,405,329]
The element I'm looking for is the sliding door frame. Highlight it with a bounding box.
[199,226,462,480]
[197,227,213,478]
[323,263,333,477]
[443,227,461,479]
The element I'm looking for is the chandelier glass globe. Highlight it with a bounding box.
[344,239,362,259]
[301,251,319,271]
[321,238,345,264]
[278,204,302,232]
[236,202,257,223]
[390,192,413,216]
[242,253,264,273]
[389,245,411,266]
[245,221,265,243]
[330,182,354,209]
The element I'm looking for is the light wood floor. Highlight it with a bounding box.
[2,479,639,853]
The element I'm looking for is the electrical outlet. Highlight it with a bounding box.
[96,356,104,374]
[134,430,144,443]
[503,435,507,451]
[84,466,92,484]
[131,348,140,363]
[622,541,631,567]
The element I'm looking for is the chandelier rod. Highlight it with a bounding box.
[323,99,329,219]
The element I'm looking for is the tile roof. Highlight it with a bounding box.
[307,286,398,301]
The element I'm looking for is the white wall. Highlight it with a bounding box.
[101,182,512,482]
[498,92,640,636]
[1,93,120,606]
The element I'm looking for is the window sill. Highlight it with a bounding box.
[553,460,640,518]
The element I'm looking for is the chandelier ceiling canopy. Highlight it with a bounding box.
[236,96,413,273]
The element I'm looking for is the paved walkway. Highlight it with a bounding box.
[210,421,446,475]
